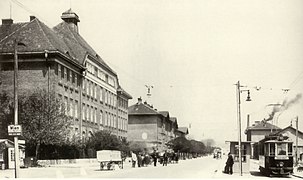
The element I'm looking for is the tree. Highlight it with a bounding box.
[0,92,14,139]
[88,130,122,151]
[19,89,72,160]
[168,136,191,153]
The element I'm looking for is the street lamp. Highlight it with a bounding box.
[13,39,25,178]
[290,116,299,166]
[235,81,251,176]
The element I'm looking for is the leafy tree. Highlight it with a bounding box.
[0,92,14,139]
[19,89,72,160]
[168,136,191,153]
[128,141,147,153]
[88,130,122,151]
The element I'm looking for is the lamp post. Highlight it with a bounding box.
[291,116,299,166]
[235,81,251,176]
[13,39,25,178]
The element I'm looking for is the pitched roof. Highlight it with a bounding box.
[170,117,177,123]
[273,126,303,136]
[53,22,116,75]
[117,85,132,99]
[159,111,169,118]
[0,18,70,55]
[0,14,116,75]
[128,102,159,115]
[177,127,189,134]
[246,121,281,132]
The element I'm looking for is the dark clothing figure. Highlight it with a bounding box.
[152,151,158,166]
[163,152,168,166]
[137,154,142,167]
[224,153,234,174]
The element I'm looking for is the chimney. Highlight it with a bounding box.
[137,97,142,104]
[30,16,36,21]
[61,9,80,33]
[2,19,13,25]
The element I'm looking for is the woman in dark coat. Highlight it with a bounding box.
[224,153,234,174]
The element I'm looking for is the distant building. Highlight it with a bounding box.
[128,97,179,152]
[0,9,132,140]
[273,126,303,161]
[175,127,189,138]
[245,120,281,142]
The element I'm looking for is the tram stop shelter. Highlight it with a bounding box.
[225,141,253,173]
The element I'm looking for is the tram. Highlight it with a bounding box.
[258,134,293,176]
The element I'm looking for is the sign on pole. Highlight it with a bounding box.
[8,125,22,136]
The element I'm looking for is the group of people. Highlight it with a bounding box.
[131,150,179,168]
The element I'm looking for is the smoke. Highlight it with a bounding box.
[265,93,302,121]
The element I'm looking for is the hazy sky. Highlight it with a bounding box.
[1,0,303,146]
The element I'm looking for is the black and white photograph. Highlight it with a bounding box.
[0,0,303,179]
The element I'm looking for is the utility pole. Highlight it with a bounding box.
[236,81,242,176]
[13,39,20,178]
[295,116,298,166]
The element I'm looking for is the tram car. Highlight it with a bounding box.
[258,134,293,176]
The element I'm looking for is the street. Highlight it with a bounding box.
[1,155,302,178]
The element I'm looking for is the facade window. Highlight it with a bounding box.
[108,76,115,87]
[82,104,85,120]
[91,106,94,123]
[64,97,68,115]
[91,83,94,97]
[64,68,67,81]
[95,108,97,123]
[100,111,103,125]
[82,78,85,91]
[58,64,61,77]
[105,112,108,126]
[72,72,75,84]
[94,67,98,76]
[104,90,107,104]
[87,105,90,121]
[61,65,64,79]
[100,87,103,102]
[69,99,73,117]
[94,84,97,99]
[87,80,90,95]
[75,101,78,119]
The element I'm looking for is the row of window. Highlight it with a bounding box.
[58,64,80,87]
[82,79,117,107]
[118,98,128,109]
[86,62,116,87]
[59,94,127,131]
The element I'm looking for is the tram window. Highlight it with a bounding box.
[277,143,287,155]
[288,143,293,156]
[269,143,275,156]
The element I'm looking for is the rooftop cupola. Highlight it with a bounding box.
[61,9,80,33]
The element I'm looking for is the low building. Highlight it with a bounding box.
[128,98,179,152]
[175,127,189,138]
[273,126,303,161]
[245,120,281,142]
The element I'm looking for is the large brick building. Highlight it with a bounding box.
[128,97,179,152]
[0,9,132,140]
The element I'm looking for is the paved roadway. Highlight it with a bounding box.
[1,155,302,178]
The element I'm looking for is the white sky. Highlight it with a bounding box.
[1,0,303,147]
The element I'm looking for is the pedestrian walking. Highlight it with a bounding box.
[163,151,168,166]
[152,150,158,167]
[223,152,234,174]
[131,151,137,168]
[137,153,143,167]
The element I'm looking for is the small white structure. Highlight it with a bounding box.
[97,150,122,170]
